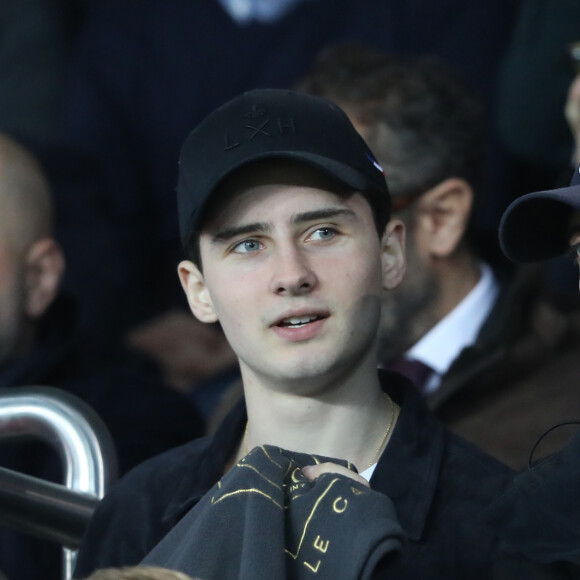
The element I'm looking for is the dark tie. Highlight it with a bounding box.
[385,358,434,393]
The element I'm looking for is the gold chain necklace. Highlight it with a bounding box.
[367,396,396,468]
[242,421,249,456]
[242,396,397,468]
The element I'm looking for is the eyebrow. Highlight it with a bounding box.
[211,207,356,243]
[291,208,356,224]
[212,222,270,243]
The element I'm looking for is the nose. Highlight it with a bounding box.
[270,244,318,296]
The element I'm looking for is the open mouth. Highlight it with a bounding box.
[277,314,324,328]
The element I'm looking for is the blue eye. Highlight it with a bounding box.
[234,239,262,253]
[310,227,335,241]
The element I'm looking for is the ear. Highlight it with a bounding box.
[177,260,219,323]
[381,219,406,290]
[415,177,473,257]
[24,238,65,318]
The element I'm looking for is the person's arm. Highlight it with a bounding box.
[486,430,580,568]
[496,0,580,173]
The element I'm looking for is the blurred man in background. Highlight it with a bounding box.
[299,44,580,468]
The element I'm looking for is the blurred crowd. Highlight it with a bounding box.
[1,0,580,579]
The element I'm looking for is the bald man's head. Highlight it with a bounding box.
[0,134,53,254]
[0,135,65,365]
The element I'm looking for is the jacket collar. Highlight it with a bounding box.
[162,370,445,543]
[162,397,247,527]
[373,370,445,541]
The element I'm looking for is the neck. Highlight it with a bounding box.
[378,250,481,362]
[432,249,481,321]
[237,354,398,472]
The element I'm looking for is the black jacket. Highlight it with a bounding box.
[76,372,524,579]
[141,445,405,579]
[487,429,580,574]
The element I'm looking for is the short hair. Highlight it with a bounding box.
[297,43,485,202]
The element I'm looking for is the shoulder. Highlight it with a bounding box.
[443,429,514,480]
[112,433,212,496]
[66,348,206,474]
[437,430,515,510]
[74,435,212,577]
[371,392,516,577]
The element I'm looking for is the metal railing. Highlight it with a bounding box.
[0,387,118,580]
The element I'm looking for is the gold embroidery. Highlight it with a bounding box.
[211,488,282,509]
[285,477,341,559]
[313,535,329,554]
[291,467,302,483]
[332,497,348,513]
[304,560,321,573]
[261,445,285,469]
[237,461,280,489]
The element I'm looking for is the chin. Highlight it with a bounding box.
[277,352,361,387]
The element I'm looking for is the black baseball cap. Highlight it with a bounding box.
[499,166,580,262]
[176,88,390,246]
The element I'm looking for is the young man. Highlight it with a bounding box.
[74,89,517,579]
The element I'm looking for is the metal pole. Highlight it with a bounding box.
[0,387,118,580]
[0,467,98,548]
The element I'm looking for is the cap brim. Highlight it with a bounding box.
[499,185,580,262]
[187,150,387,236]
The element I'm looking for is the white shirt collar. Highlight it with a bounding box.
[406,262,499,385]
[360,463,376,482]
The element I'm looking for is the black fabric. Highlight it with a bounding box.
[141,445,404,579]
[486,429,580,565]
[384,358,433,393]
[0,295,205,580]
[495,0,580,176]
[498,167,580,263]
[177,88,390,244]
[74,372,523,580]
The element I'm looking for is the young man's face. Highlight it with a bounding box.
[179,162,405,392]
